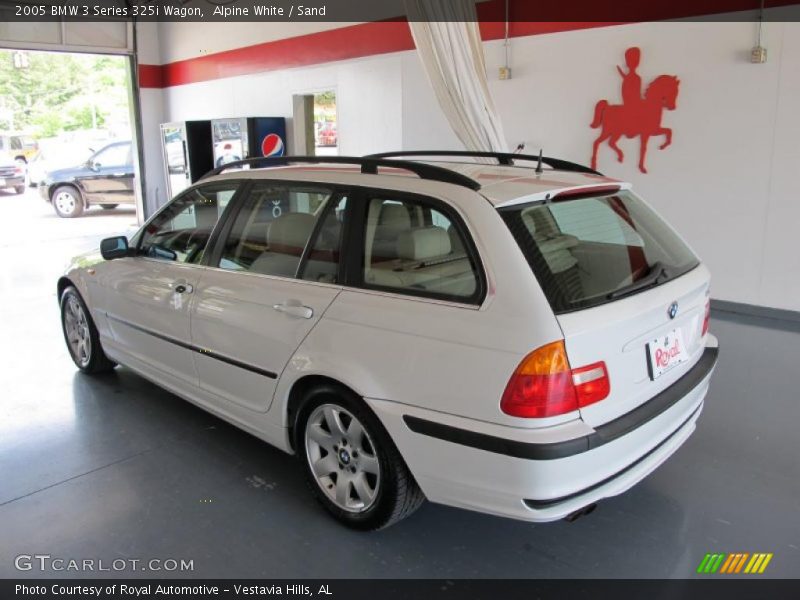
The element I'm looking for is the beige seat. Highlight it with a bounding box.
[522,211,579,274]
[367,226,477,297]
[250,212,316,277]
[371,203,411,262]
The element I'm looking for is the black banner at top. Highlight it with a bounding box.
[2,0,800,22]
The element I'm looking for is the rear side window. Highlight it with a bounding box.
[361,195,481,303]
[500,191,699,313]
[217,183,340,279]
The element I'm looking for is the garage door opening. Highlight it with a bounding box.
[0,48,141,227]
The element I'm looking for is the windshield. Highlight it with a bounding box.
[499,190,699,313]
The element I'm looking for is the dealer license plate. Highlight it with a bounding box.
[646,328,687,380]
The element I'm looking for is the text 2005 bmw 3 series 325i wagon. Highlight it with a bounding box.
[57,152,718,530]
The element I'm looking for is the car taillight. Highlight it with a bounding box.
[701,299,711,336]
[14,166,23,175]
[500,340,610,418]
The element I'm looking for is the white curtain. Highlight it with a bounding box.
[405,0,508,153]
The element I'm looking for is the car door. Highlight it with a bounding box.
[99,182,241,387]
[190,181,347,412]
[81,142,133,204]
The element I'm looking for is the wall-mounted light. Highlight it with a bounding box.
[751,0,767,64]
[499,0,512,79]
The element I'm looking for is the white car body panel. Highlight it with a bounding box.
[60,161,718,523]
[191,267,341,413]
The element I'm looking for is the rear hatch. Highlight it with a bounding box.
[499,187,710,427]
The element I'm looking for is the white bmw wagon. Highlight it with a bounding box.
[58,151,718,529]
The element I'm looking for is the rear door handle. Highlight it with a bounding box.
[273,300,313,319]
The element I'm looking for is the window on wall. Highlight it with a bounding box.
[362,195,481,302]
[217,183,344,279]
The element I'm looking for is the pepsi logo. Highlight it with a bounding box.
[261,133,285,157]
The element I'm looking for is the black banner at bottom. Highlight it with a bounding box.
[3,579,800,600]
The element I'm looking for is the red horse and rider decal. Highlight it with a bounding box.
[590,47,680,174]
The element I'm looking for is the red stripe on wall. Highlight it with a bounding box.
[161,20,413,88]
[138,63,164,88]
[136,20,621,88]
[138,0,800,89]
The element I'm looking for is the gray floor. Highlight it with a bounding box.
[1,190,798,579]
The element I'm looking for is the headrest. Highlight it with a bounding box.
[377,203,411,231]
[397,227,451,261]
[267,213,316,250]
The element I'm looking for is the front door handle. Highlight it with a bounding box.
[273,300,313,319]
[171,281,194,294]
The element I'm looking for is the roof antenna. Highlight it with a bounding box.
[535,148,544,174]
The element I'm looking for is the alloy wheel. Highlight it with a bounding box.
[304,404,381,513]
[63,295,92,367]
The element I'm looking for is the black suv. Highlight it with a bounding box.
[40,140,134,218]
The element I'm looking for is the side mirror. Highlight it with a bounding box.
[100,236,130,260]
[91,161,102,171]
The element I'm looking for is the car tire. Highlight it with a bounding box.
[100,204,119,210]
[53,186,84,218]
[60,286,116,375]
[295,383,425,530]
[14,185,25,195]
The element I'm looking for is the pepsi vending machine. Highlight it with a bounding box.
[159,120,214,201]
[211,117,287,167]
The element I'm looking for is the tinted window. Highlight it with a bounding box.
[299,196,348,284]
[140,184,238,263]
[500,191,699,313]
[362,196,479,301]
[218,184,336,278]
[94,143,130,168]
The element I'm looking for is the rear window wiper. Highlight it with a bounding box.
[607,261,670,300]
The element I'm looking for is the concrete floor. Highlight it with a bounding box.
[1,189,798,579]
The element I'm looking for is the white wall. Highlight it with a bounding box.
[157,21,358,63]
[135,22,167,216]
[154,21,800,312]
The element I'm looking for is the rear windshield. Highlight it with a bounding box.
[499,190,699,313]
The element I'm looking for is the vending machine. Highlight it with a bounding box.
[211,117,287,167]
[159,120,214,200]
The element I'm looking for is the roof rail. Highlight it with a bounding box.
[367,150,602,176]
[199,155,482,190]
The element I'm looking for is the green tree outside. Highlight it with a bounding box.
[0,50,130,137]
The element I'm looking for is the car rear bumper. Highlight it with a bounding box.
[1,175,24,188]
[368,337,718,522]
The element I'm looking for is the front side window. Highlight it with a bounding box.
[93,143,131,168]
[139,184,238,264]
[362,196,480,302]
[500,190,699,313]
[217,183,340,278]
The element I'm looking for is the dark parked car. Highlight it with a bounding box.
[40,140,134,218]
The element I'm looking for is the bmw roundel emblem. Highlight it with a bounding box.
[668,302,679,320]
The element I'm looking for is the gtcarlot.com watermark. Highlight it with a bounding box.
[15,554,194,573]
